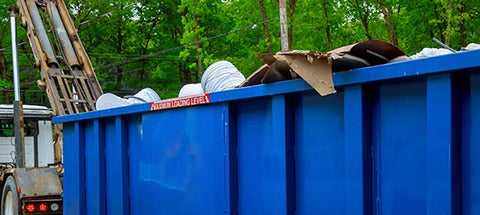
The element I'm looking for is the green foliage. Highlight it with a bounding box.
[0,78,11,90]
[0,0,479,106]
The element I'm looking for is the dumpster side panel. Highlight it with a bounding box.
[294,91,345,214]
[236,97,295,215]
[126,116,142,215]
[128,105,226,215]
[62,122,85,215]
[105,117,129,215]
[343,85,374,215]
[236,98,273,215]
[84,120,106,215]
[372,79,427,214]
[463,72,480,215]
[426,73,461,214]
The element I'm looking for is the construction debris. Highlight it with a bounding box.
[179,83,204,97]
[96,88,160,110]
[275,50,336,96]
[201,61,245,93]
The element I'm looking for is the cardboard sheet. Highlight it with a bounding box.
[274,51,336,96]
[239,64,269,87]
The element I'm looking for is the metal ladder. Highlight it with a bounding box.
[15,0,102,116]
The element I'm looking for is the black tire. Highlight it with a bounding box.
[1,176,19,215]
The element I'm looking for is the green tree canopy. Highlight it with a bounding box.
[0,0,479,105]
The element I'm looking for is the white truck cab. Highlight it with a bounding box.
[0,104,54,167]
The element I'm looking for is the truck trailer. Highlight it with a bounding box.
[56,50,480,215]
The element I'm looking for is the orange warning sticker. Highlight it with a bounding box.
[150,94,210,111]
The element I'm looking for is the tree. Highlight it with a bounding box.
[179,0,213,83]
[1,0,479,104]
[287,0,297,50]
[376,0,401,45]
[0,22,10,103]
[344,0,375,40]
[321,0,333,49]
[259,0,273,53]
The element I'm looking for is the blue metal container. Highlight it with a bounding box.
[55,50,480,215]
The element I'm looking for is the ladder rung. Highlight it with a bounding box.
[59,99,89,103]
[52,74,88,79]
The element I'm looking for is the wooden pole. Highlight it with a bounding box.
[279,0,289,51]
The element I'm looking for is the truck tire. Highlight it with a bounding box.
[1,176,19,215]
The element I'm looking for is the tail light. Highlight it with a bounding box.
[39,203,48,212]
[26,204,35,213]
[23,200,62,214]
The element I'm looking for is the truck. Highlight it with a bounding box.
[4,0,480,215]
[1,0,102,214]
[0,105,62,215]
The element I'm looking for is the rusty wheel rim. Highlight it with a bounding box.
[4,191,14,215]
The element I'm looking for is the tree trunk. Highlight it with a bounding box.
[279,0,289,50]
[116,20,124,88]
[20,43,34,67]
[354,0,372,40]
[431,0,445,42]
[259,0,272,53]
[139,18,159,82]
[377,0,398,45]
[459,1,467,47]
[194,0,202,83]
[179,61,191,85]
[0,22,9,103]
[321,0,333,50]
[362,19,372,40]
[176,22,190,85]
[392,4,400,45]
[0,52,7,103]
[444,0,454,46]
[287,0,297,50]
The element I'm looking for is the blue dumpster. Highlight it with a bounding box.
[54,50,480,215]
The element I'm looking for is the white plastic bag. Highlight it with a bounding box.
[179,83,204,97]
[96,87,160,110]
[410,48,453,59]
[201,61,245,93]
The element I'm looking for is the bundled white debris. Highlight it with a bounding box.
[410,48,454,59]
[465,43,480,51]
[96,87,160,110]
[201,61,245,93]
[179,83,204,97]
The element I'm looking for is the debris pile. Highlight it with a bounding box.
[96,87,160,110]
[97,40,480,110]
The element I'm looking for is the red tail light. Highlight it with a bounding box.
[26,204,35,212]
[39,203,48,212]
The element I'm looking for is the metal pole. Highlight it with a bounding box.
[33,121,39,167]
[25,0,59,67]
[433,38,457,53]
[9,6,26,168]
[279,0,289,51]
[10,9,20,102]
[48,0,80,68]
